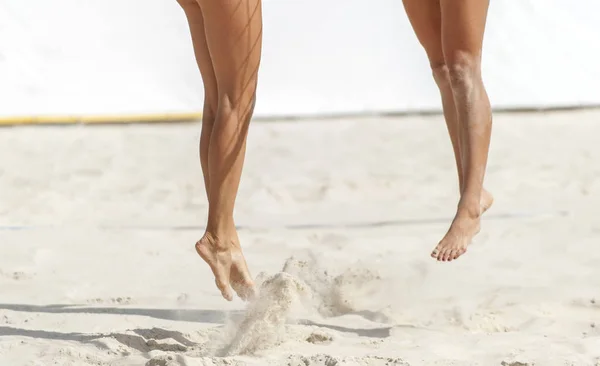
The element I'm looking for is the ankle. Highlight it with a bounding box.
[204,215,239,248]
[201,230,238,251]
[457,197,482,219]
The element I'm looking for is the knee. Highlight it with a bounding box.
[430,61,451,88]
[445,52,481,89]
[202,102,217,127]
[217,92,257,121]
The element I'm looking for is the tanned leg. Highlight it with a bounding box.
[193,0,262,300]
[402,0,493,215]
[431,0,492,261]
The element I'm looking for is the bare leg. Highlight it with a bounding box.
[435,58,493,214]
[431,0,492,261]
[192,0,262,300]
[402,0,493,215]
[177,0,218,200]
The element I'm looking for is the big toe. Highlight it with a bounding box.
[431,246,442,260]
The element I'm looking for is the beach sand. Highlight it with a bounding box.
[0,110,599,365]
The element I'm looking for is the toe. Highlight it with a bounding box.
[216,278,233,301]
[232,279,256,301]
[455,249,463,260]
[448,249,459,261]
[214,264,234,301]
[440,249,451,262]
[437,249,446,261]
[452,247,467,260]
[231,281,243,299]
[231,251,256,301]
[444,251,452,262]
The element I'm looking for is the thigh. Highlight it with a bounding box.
[197,0,262,110]
[402,0,444,66]
[177,0,219,110]
[440,0,489,63]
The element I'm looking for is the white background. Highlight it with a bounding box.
[1,0,599,119]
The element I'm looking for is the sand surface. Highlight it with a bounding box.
[1,111,599,366]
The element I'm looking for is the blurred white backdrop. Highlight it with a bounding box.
[1,0,599,120]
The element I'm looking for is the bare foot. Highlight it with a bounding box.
[431,213,480,262]
[229,249,256,301]
[431,190,493,262]
[195,232,256,301]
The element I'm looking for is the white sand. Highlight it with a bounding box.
[1,110,599,366]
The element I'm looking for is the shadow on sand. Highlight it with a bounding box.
[0,303,396,354]
[0,325,200,356]
[0,303,238,323]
